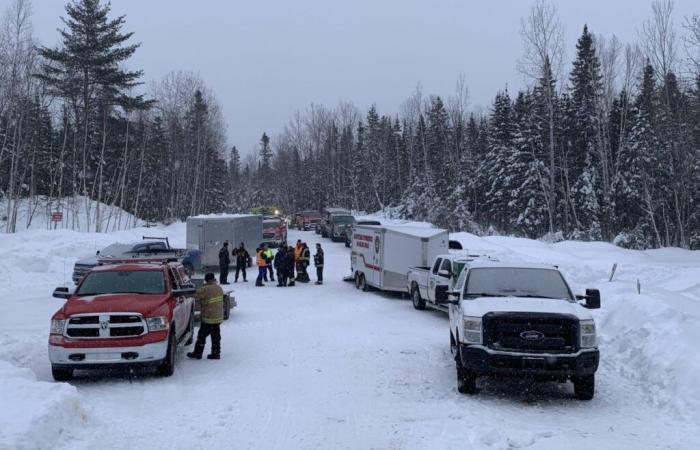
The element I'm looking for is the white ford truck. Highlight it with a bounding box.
[438,261,601,400]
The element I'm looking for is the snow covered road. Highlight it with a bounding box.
[1,226,699,449]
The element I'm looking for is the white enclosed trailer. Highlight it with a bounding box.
[186,214,263,267]
[350,225,449,293]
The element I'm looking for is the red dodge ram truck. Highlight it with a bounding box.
[48,260,195,381]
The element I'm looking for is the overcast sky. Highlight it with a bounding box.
[4,0,698,155]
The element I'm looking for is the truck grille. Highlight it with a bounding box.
[65,313,146,339]
[263,232,275,239]
[482,313,578,354]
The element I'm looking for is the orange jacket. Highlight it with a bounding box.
[256,249,267,267]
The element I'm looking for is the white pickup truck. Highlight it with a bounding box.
[407,254,471,312]
[438,261,601,400]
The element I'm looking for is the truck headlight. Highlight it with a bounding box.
[146,316,169,332]
[462,317,482,345]
[51,319,66,335]
[580,320,597,348]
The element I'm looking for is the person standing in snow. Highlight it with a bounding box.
[284,245,296,286]
[218,241,230,285]
[274,245,288,286]
[297,242,311,283]
[314,243,324,285]
[187,272,224,360]
[264,245,275,282]
[255,245,267,287]
[233,242,250,282]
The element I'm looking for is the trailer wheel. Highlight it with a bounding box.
[411,284,426,310]
[354,272,362,289]
[359,274,368,292]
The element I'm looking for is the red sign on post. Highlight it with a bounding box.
[51,211,63,222]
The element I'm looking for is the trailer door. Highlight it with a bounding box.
[366,229,383,286]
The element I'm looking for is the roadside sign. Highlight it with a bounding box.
[51,211,63,222]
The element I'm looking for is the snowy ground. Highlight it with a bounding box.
[1,224,699,449]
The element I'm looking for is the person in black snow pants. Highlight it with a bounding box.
[314,243,324,285]
[218,241,231,285]
[274,246,288,287]
[285,245,296,286]
[297,242,311,283]
[233,242,250,282]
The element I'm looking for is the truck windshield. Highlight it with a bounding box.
[453,261,467,277]
[332,216,354,224]
[465,268,572,300]
[76,270,166,295]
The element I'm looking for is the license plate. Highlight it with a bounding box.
[522,357,546,369]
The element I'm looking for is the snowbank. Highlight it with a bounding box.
[0,196,144,233]
[0,360,89,450]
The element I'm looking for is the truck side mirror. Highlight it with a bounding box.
[435,286,459,305]
[437,269,452,279]
[53,287,72,299]
[578,289,601,309]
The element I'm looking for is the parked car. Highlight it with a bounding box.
[407,254,471,311]
[344,220,381,247]
[319,208,351,237]
[72,237,201,284]
[293,211,322,231]
[350,225,448,293]
[328,214,355,242]
[262,216,287,248]
[438,262,601,399]
[49,260,198,381]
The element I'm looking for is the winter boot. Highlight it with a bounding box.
[186,352,202,360]
[207,354,220,360]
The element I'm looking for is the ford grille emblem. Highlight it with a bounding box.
[520,330,544,341]
[100,321,109,330]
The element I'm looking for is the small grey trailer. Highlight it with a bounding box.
[186,214,263,267]
[350,225,449,293]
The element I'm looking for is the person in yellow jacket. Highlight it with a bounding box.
[263,246,275,282]
[256,245,268,287]
[187,272,224,360]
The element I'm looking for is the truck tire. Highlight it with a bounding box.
[456,349,477,395]
[223,295,231,321]
[356,273,368,291]
[185,309,195,345]
[411,284,426,310]
[572,374,595,400]
[354,272,362,289]
[157,330,176,377]
[51,366,73,382]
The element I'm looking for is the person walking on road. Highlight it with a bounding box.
[187,272,224,360]
[314,243,324,285]
[255,246,268,287]
[233,242,250,282]
[274,246,288,287]
[218,241,231,285]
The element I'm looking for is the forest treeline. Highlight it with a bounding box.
[1,0,699,249]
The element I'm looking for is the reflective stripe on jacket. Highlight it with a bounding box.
[195,282,225,325]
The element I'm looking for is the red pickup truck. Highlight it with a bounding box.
[48,260,196,381]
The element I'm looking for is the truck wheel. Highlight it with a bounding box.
[345,239,350,248]
[354,272,361,289]
[359,274,369,292]
[157,330,176,377]
[52,366,73,382]
[456,349,477,395]
[572,374,595,400]
[185,310,195,345]
[223,295,231,321]
[411,285,426,310]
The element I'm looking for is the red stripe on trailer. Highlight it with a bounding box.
[351,252,381,272]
